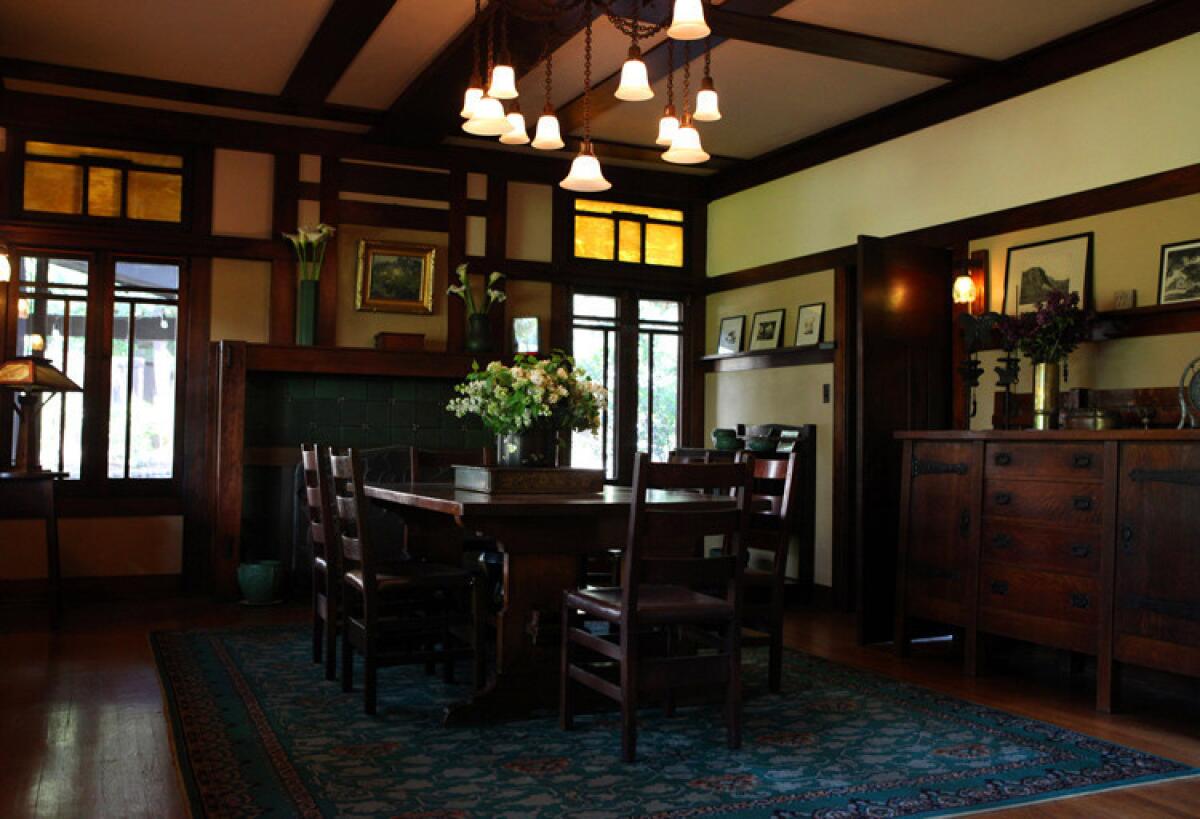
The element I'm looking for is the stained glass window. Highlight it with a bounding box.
[572,199,685,267]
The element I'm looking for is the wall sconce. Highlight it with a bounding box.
[951,253,988,315]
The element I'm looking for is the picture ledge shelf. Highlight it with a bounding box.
[700,342,837,373]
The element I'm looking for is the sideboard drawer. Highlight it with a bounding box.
[985,443,1105,481]
[983,479,1103,526]
[980,563,1099,627]
[980,520,1101,577]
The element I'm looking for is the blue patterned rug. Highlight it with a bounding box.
[152,626,1194,818]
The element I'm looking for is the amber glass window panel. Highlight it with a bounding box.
[126,171,183,222]
[24,162,84,215]
[574,214,616,260]
[26,141,183,169]
[618,219,643,263]
[645,223,684,267]
[575,200,683,223]
[87,166,123,217]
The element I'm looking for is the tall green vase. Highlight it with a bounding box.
[296,279,318,346]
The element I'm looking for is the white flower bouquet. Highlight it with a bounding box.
[282,223,336,281]
[446,352,608,437]
[448,263,506,316]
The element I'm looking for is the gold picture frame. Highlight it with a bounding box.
[355,240,435,314]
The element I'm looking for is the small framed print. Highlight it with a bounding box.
[749,309,785,351]
[717,315,745,355]
[355,240,436,314]
[794,302,825,347]
[1003,232,1093,315]
[1159,239,1200,305]
[512,316,540,353]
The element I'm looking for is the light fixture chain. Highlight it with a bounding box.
[667,37,674,107]
[704,35,711,79]
[472,0,483,79]
[682,41,691,114]
[584,0,593,142]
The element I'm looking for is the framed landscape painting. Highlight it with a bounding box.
[1002,233,1093,315]
[1159,238,1200,305]
[355,240,435,314]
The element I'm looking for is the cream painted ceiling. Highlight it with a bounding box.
[0,0,1154,163]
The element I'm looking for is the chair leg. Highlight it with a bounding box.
[324,595,338,682]
[342,623,354,693]
[663,626,676,717]
[364,641,378,716]
[559,598,575,731]
[768,627,783,694]
[312,588,323,664]
[725,620,742,750]
[621,633,638,763]
[472,580,487,691]
[442,600,455,684]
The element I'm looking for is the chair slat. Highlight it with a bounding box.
[641,507,741,541]
[641,555,737,586]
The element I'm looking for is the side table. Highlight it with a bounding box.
[0,471,66,628]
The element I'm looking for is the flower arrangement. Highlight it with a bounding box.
[446,353,608,436]
[995,289,1091,364]
[282,224,335,281]
[448,264,506,316]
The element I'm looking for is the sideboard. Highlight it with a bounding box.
[894,429,1200,712]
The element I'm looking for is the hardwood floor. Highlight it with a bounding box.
[0,598,1196,818]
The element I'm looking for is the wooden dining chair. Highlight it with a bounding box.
[328,447,485,715]
[301,443,341,681]
[560,452,753,762]
[737,451,802,692]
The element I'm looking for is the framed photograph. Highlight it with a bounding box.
[355,240,435,314]
[794,302,825,347]
[1002,233,1093,315]
[716,315,745,355]
[512,316,540,353]
[1159,239,1200,305]
[749,309,785,351]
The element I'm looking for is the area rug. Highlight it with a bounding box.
[152,626,1195,818]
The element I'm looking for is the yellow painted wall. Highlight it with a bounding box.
[211,149,274,238]
[210,257,272,342]
[969,193,1200,429]
[507,182,554,262]
[708,34,1200,276]
[334,224,450,350]
[0,516,182,578]
[705,270,835,585]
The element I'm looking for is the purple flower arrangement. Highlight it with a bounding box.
[995,290,1092,364]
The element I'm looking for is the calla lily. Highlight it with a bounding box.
[488,271,505,285]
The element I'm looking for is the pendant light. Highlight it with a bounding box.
[464,13,513,136]
[487,6,518,100]
[459,0,484,118]
[693,38,721,121]
[500,103,530,145]
[531,48,565,150]
[656,39,679,146]
[561,3,611,192]
[668,0,710,41]
[614,6,653,102]
[663,43,709,164]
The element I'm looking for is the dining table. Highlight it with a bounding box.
[362,481,738,724]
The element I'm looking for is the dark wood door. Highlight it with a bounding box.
[855,236,953,644]
[1115,443,1200,660]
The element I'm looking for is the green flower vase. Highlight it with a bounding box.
[296,279,318,346]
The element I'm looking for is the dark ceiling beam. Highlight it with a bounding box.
[707,0,1200,200]
[281,0,397,109]
[557,0,791,137]
[0,58,381,126]
[706,8,991,79]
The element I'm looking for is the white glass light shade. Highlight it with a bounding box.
[488,64,519,100]
[655,107,679,146]
[499,111,530,144]
[668,0,710,40]
[615,48,654,101]
[694,78,721,121]
[662,117,709,164]
[952,273,978,306]
[459,84,483,118]
[0,252,10,283]
[462,95,513,136]
[560,144,611,192]
[531,113,565,150]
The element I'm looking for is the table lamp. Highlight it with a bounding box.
[0,335,83,474]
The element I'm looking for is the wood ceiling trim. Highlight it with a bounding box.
[708,0,1200,200]
[706,8,991,80]
[281,0,398,110]
[557,0,791,138]
[0,58,381,125]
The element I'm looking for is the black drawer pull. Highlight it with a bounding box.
[1072,453,1094,469]
[1072,496,1093,511]
[1121,524,1134,553]
[959,509,971,539]
[991,533,1013,549]
[990,580,1009,595]
[1070,593,1090,609]
[1069,543,1092,559]
[994,452,1012,466]
[994,492,1013,506]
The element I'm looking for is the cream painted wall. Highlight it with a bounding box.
[210,258,271,342]
[507,182,554,262]
[334,224,450,350]
[705,270,835,586]
[211,149,274,238]
[969,193,1200,429]
[708,34,1200,276]
[0,516,182,578]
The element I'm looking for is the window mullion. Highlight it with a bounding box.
[81,252,115,488]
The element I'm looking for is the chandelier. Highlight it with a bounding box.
[459,0,723,191]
